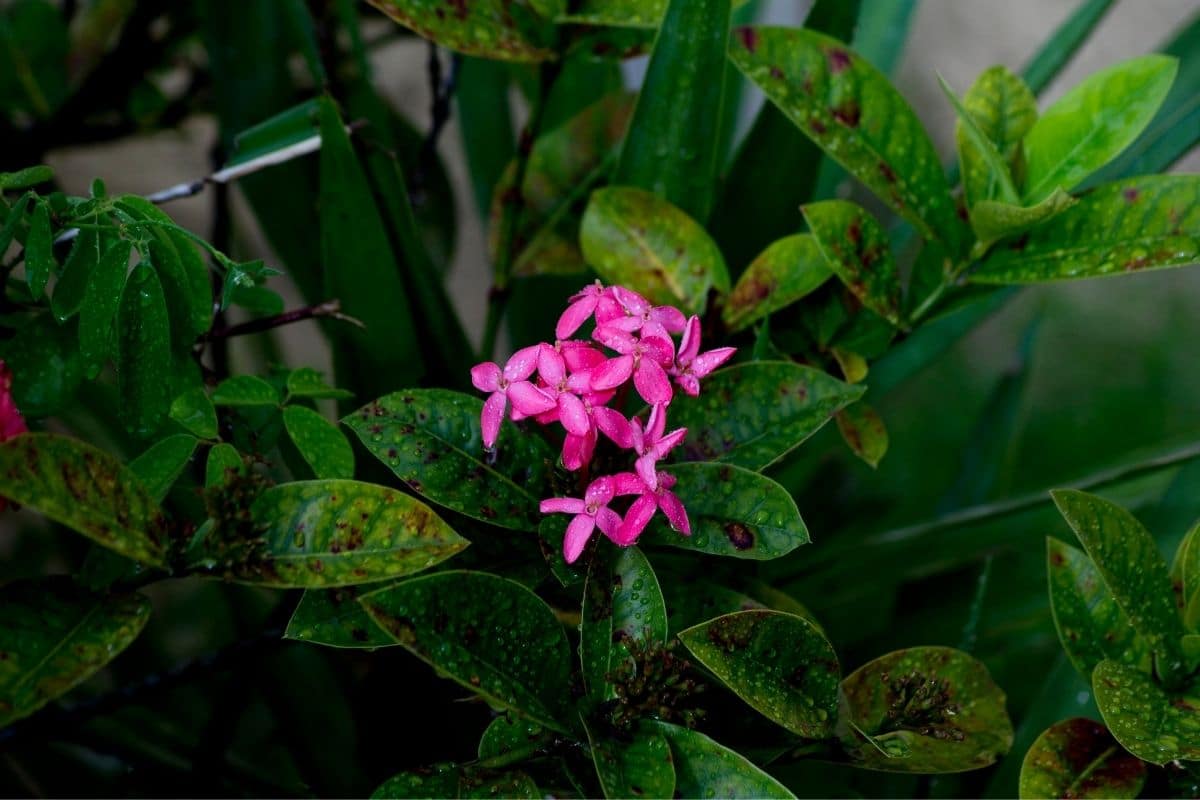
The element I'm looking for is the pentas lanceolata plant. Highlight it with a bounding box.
[470,283,735,563]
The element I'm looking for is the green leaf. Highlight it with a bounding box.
[117,263,172,438]
[0,193,31,263]
[839,646,1014,773]
[0,165,53,190]
[284,586,397,649]
[580,186,730,316]
[613,0,730,221]
[79,239,131,377]
[667,362,863,471]
[970,189,1076,249]
[359,571,572,731]
[1092,658,1200,765]
[51,228,99,322]
[559,0,748,28]
[1046,537,1151,678]
[285,367,353,400]
[0,0,68,117]
[169,387,218,439]
[0,577,150,728]
[956,66,1037,208]
[1173,521,1200,623]
[211,375,280,407]
[650,721,794,799]
[364,0,553,62]
[221,479,467,588]
[1021,0,1116,94]
[642,462,809,559]
[23,199,52,299]
[722,235,833,332]
[1018,717,1145,800]
[1022,55,1178,203]
[585,719,676,800]
[972,176,1200,283]
[283,405,354,480]
[128,434,199,502]
[730,26,961,252]
[1051,489,1187,686]
[343,390,553,531]
[802,200,901,326]
[581,546,667,703]
[4,315,81,417]
[205,443,243,488]
[836,401,889,468]
[371,764,539,799]
[0,433,167,565]
[940,74,1019,206]
[678,610,839,738]
[478,713,553,762]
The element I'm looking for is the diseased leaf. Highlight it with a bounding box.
[371,764,539,799]
[651,721,794,799]
[722,235,833,332]
[679,610,839,738]
[0,433,167,566]
[360,571,572,730]
[668,362,863,471]
[1022,55,1178,202]
[802,200,901,326]
[212,375,280,407]
[364,0,553,63]
[128,434,198,502]
[940,74,1018,206]
[169,387,218,439]
[559,0,749,28]
[839,646,1014,773]
[1018,717,1145,800]
[79,239,132,377]
[1046,538,1151,678]
[836,401,889,468]
[957,65,1037,208]
[0,577,150,727]
[205,443,243,488]
[344,389,553,531]
[223,479,467,588]
[585,719,675,800]
[117,263,171,438]
[23,199,52,299]
[730,26,962,252]
[1092,658,1200,765]
[970,189,1076,249]
[285,586,397,649]
[642,462,809,559]
[581,186,730,316]
[283,405,355,479]
[972,175,1200,283]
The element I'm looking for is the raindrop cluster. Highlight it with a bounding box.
[470,283,735,563]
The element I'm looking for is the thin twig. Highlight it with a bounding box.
[204,299,363,341]
[411,45,461,205]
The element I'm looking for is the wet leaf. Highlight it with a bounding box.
[371,763,539,799]
[667,362,863,471]
[343,390,553,531]
[364,0,553,63]
[0,433,167,566]
[836,401,889,468]
[23,199,52,299]
[722,235,833,332]
[970,189,1077,249]
[642,462,809,560]
[581,546,667,703]
[205,443,243,488]
[730,26,961,252]
[0,577,150,728]
[359,571,572,731]
[650,720,794,798]
[972,175,1200,283]
[1092,658,1200,765]
[957,65,1037,208]
[559,0,748,28]
[1018,717,1145,800]
[1022,55,1177,202]
[1051,489,1187,686]
[1173,521,1200,625]
[50,227,98,322]
[128,434,198,502]
[117,263,172,438]
[663,578,766,635]
[1046,537,1151,678]
[211,375,280,407]
[679,610,839,738]
[585,719,675,800]
[224,480,467,588]
[940,74,1018,206]
[478,713,553,762]
[580,186,730,316]
[169,387,218,439]
[285,586,397,649]
[802,200,901,326]
[78,239,132,377]
[839,646,1013,773]
[283,405,354,479]
[0,165,53,190]
[4,314,82,417]
[285,367,352,401]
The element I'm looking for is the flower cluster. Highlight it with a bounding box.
[471,283,734,563]
[0,360,27,512]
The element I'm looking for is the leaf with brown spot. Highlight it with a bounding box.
[722,234,833,332]
[364,0,554,63]
[1092,658,1200,765]
[558,0,750,28]
[802,200,902,326]
[954,65,1037,208]
[1018,717,1145,799]
[836,401,888,468]
[285,586,398,649]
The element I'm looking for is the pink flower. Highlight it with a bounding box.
[562,404,634,472]
[629,404,686,488]
[0,361,26,441]
[611,470,690,545]
[470,346,556,448]
[541,477,623,563]
[534,346,590,436]
[597,286,688,341]
[590,327,675,405]
[556,281,607,340]
[671,316,736,397]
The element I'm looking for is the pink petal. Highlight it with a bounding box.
[614,493,657,545]
[533,407,559,425]
[556,295,599,340]
[641,321,672,342]
[595,294,624,325]
[611,472,649,495]
[470,362,502,392]
[651,305,687,333]
[628,416,645,454]
[562,430,596,471]
[540,497,586,515]
[646,404,667,442]
[635,453,660,490]
[480,391,507,448]
[591,355,634,391]
[563,514,596,564]
[595,507,622,537]
[585,476,615,507]
[613,286,650,315]
[507,381,557,415]
[657,489,691,535]
[634,359,673,405]
[593,407,633,449]
[657,471,678,489]
[566,370,594,394]
[593,325,636,354]
[676,373,701,397]
[562,341,606,372]
[650,427,687,460]
[585,388,616,406]
[503,345,542,382]
[605,315,644,333]
[537,344,567,386]
[679,316,702,363]
[693,347,737,378]
[557,393,591,436]
[640,334,676,366]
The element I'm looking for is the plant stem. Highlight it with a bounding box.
[204,299,361,340]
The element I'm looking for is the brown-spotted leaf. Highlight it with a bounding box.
[722,234,833,332]
[802,200,902,326]
[836,401,889,468]
[365,0,554,63]
[1018,717,1145,799]
[1093,658,1200,765]
[285,586,398,649]
[957,65,1037,208]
